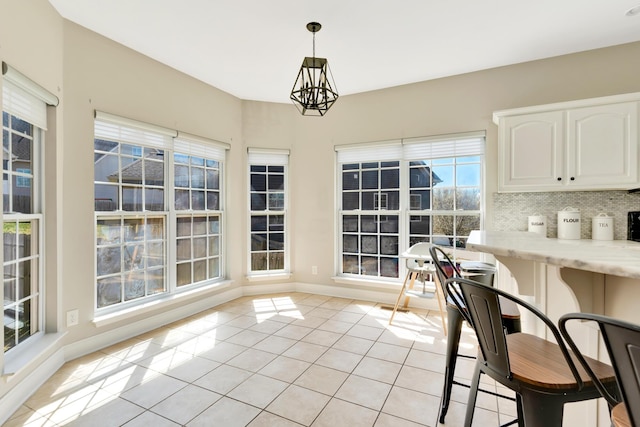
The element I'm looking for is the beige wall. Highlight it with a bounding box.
[3,0,640,411]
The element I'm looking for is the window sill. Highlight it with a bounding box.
[331,275,401,290]
[246,272,292,282]
[3,331,66,377]
[93,279,233,328]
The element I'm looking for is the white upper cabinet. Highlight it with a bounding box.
[495,94,639,192]
[499,111,564,190]
[567,102,637,188]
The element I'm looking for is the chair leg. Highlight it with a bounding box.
[519,392,565,427]
[439,306,464,423]
[389,271,412,325]
[433,274,447,336]
[464,360,482,427]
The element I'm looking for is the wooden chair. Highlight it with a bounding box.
[429,245,521,424]
[388,242,447,332]
[445,277,617,427]
[559,313,640,427]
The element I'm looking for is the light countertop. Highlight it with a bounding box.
[466,230,640,279]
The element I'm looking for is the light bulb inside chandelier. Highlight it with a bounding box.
[290,22,339,116]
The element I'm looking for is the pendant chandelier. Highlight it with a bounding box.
[290,22,339,116]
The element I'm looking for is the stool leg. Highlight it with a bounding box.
[433,274,447,336]
[520,392,564,427]
[438,305,464,423]
[463,360,482,427]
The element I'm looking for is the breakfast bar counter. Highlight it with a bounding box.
[466,230,640,426]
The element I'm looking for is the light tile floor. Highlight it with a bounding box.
[5,293,517,426]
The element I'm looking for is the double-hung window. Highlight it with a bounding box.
[337,133,484,280]
[94,112,228,314]
[248,148,289,275]
[2,63,58,353]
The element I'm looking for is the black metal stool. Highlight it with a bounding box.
[430,246,521,425]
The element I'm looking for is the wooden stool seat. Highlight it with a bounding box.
[612,403,632,427]
[507,333,616,390]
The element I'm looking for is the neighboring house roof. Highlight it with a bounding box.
[108,151,165,185]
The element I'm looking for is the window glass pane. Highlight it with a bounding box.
[251,173,266,192]
[433,188,454,210]
[251,234,267,251]
[122,187,143,211]
[433,215,454,236]
[361,191,375,210]
[361,170,378,189]
[432,165,453,186]
[97,276,122,308]
[193,237,207,258]
[456,163,480,186]
[191,167,205,189]
[360,216,377,233]
[251,253,267,271]
[361,256,378,276]
[177,263,191,286]
[206,191,219,210]
[191,190,205,210]
[380,258,398,278]
[176,238,191,261]
[343,215,358,232]
[11,117,32,136]
[456,188,480,210]
[206,169,219,190]
[268,174,284,191]
[342,193,359,210]
[343,235,358,253]
[361,235,378,254]
[251,193,266,211]
[381,169,399,188]
[251,216,267,232]
[410,190,430,210]
[145,188,164,211]
[342,171,359,190]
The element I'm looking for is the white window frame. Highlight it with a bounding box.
[247,148,289,276]
[336,132,485,282]
[1,62,58,356]
[94,113,229,315]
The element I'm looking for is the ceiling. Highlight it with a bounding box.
[48,0,640,104]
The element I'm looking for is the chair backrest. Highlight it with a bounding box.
[446,276,512,378]
[560,313,640,427]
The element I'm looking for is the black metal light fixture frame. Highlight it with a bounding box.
[290,22,339,116]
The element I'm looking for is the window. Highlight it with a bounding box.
[248,149,289,274]
[94,112,228,313]
[337,133,484,280]
[2,63,58,353]
[174,137,223,287]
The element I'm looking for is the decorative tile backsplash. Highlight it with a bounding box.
[492,191,640,240]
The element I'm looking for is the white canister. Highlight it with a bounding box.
[528,215,547,236]
[557,207,581,240]
[592,213,614,241]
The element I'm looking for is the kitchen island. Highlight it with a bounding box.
[466,230,640,427]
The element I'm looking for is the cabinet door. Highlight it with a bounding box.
[499,111,564,191]
[567,102,638,189]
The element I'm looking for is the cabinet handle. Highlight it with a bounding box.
[557,177,562,181]
[570,177,575,181]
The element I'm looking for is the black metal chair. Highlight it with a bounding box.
[429,245,521,424]
[446,276,617,427]
[559,313,639,427]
